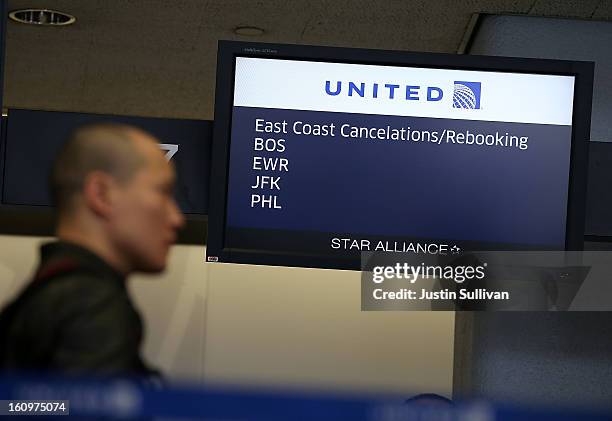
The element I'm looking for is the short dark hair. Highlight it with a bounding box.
[50,123,147,213]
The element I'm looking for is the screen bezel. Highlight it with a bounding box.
[207,40,593,270]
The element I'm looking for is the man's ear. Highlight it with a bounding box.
[82,171,117,218]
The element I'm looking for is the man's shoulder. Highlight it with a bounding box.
[37,269,124,301]
[14,264,131,327]
[1,256,145,375]
[29,241,128,304]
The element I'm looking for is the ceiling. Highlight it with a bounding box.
[3,0,611,120]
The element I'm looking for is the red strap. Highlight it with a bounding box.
[34,259,80,282]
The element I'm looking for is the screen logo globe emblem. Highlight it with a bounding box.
[453,81,481,109]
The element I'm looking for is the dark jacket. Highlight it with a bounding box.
[0,241,155,377]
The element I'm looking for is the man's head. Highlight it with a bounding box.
[51,123,185,273]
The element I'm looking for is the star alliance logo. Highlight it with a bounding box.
[453,81,481,109]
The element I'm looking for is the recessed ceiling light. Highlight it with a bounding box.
[9,9,76,26]
[234,26,265,36]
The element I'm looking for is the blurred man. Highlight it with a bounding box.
[0,123,184,376]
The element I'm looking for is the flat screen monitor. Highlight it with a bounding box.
[0,109,212,215]
[207,41,593,270]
